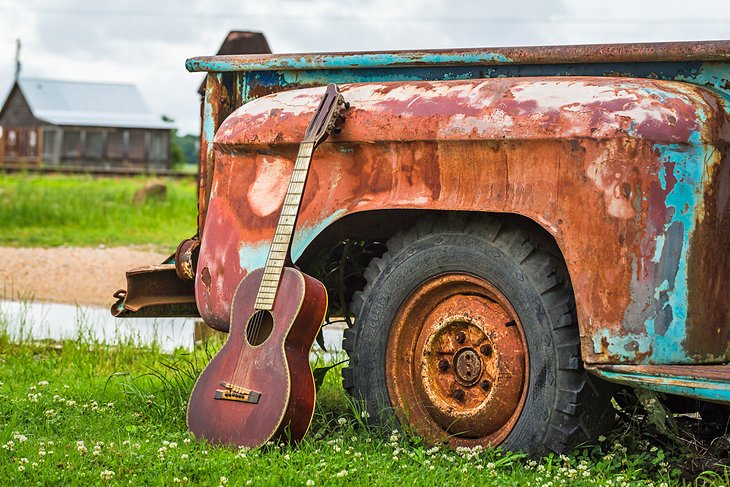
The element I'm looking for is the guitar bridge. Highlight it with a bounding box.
[214,382,261,404]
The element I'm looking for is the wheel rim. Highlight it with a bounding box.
[385,273,529,447]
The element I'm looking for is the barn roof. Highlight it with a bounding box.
[16,78,172,129]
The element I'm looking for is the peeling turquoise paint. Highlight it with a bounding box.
[592,367,730,404]
[292,210,347,262]
[237,210,347,274]
[186,51,515,73]
[238,240,270,273]
[202,73,222,146]
[601,139,719,364]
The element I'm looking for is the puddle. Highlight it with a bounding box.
[0,300,344,356]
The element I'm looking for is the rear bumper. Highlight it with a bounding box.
[111,264,199,318]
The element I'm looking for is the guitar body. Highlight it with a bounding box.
[187,267,327,448]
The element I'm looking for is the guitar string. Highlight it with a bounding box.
[228,151,312,388]
[224,99,333,390]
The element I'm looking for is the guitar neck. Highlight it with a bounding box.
[254,141,315,310]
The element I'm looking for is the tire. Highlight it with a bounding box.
[341,215,614,455]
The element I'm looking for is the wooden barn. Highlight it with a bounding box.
[0,78,172,168]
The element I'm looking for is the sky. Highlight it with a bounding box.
[0,0,728,135]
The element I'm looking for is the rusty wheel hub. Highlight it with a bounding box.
[385,273,528,447]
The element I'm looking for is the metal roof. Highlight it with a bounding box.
[17,78,173,129]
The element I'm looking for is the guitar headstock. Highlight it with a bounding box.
[304,84,348,147]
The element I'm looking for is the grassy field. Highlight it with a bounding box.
[0,326,726,487]
[0,174,197,248]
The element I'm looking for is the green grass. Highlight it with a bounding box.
[0,325,724,486]
[0,174,197,248]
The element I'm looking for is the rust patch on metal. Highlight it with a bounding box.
[385,273,528,447]
[111,264,198,318]
[175,237,200,281]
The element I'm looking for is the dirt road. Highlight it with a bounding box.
[0,246,169,307]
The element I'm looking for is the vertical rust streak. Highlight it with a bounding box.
[199,73,223,233]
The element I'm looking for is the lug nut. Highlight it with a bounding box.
[505,320,517,328]
[438,359,450,371]
[480,380,491,391]
[455,331,466,344]
[480,344,493,356]
[451,389,465,401]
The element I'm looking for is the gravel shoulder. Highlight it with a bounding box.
[0,246,170,308]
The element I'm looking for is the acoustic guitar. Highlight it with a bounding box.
[187,84,347,448]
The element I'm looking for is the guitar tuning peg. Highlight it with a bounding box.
[344,101,350,110]
[333,127,342,135]
[337,113,346,123]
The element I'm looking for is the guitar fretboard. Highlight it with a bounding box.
[254,141,315,310]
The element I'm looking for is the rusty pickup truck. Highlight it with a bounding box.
[113,40,729,455]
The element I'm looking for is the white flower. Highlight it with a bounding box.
[14,433,27,443]
[27,393,39,402]
[183,437,191,444]
[306,481,315,486]
[360,410,370,419]
[19,457,29,464]
[181,453,189,460]
[100,470,115,481]
[38,381,49,387]
[17,465,25,472]
[337,417,347,426]
[219,476,229,486]
[44,409,56,417]
[169,442,178,449]
[336,470,348,478]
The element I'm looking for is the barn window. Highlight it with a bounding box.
[106,130,123,160]
[86,131,104,159]
[28,130,37,157]
[42,129,58,162]
[148,131,166,161]
[128,130,145,161]
[7,129,16,146]
[63,130,81,158]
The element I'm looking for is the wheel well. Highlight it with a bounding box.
[298,209,569,314]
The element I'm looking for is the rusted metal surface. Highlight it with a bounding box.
[175,237,200,281]
[111,264,199,318]
[195,75,729,368]
[588,364,730,404]
[198,73,224,234]
[384,274,527,447]
[187,40,730,72]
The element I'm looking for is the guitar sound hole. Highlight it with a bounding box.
[246,310,274,346]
